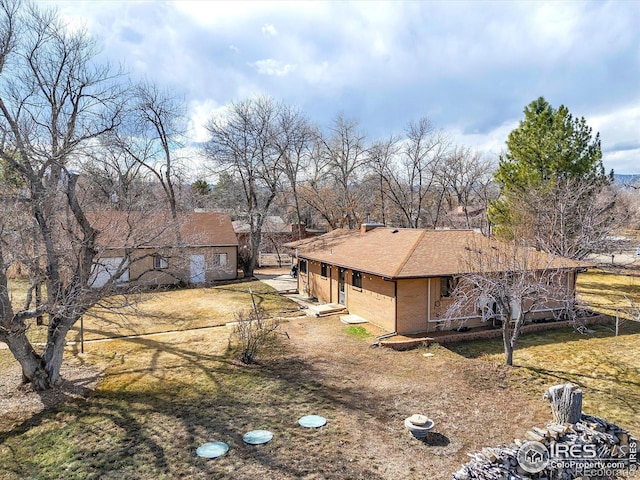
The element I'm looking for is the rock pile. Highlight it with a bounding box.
[452,414,637,480]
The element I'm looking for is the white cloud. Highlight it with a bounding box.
[43,0,639,175]
[588,106,640,145]
[261,23,278,36]
[300,60,331,85]
[172,1,273,26]
[187,99,226,143]
[529,3,581,55]
[603,149,640,175]
[252,59,296,76]
[589,105,640,174]
[449,121,518,163]
[171,1,326,28]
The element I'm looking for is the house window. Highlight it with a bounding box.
[321,262,328,277]
[299,259,307,274]
[154,255,168,269]
[352,270,362,289]
[440,276,458,297]
[213,253,228,267]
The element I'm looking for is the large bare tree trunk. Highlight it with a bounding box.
[3,327,50,388]
[247,228,261,277]
[503,328,514,366]
[544,383,583,424]
[2,309,76,389]
[41,316,73,386]
[0,2,129,390]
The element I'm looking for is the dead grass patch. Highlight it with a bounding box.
[577,269,640,319]
[1,272,639,479]
[0,316,553,480]
[446,322,640,437]
[11,280,298,345]
[76,281,298,340]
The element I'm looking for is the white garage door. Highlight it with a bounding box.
[190,254,206,284]
[90,257,129,288]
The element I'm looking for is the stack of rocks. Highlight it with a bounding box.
[452,414,637,480]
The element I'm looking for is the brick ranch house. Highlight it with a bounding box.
[286,224,587,335]
[90,211,238,288]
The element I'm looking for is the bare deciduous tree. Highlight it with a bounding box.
[276,105,314,239]
[110,80,187,240]
[367,136,399,225]
[79,147,147,210]
[437,146,495,230]
[204,96,289,276]
[299,146,343,230]
[0,1,131,389]
[509,176,622,259]
[302,114,370,229]
[232,291,280,364]
[445,238,577,366]
[373,118,449,228]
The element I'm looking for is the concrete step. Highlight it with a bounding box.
[308,303,348,317]
[340,314,367,324]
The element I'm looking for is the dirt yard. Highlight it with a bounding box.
[1,272,639,479]
[0,314,558,480]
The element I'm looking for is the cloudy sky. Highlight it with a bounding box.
[51,0,639,174]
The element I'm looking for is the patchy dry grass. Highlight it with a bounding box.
[577,269,640,319]
[7,279,32,312]
[71,281,299,342]
[12,280,298,345]
[441,268,640,457]
[446,322,640,436]
[1,272,639,479]
[0,317,551,480]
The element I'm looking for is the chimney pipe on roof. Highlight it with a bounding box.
[291,222,306,238]
[360,222,384,234]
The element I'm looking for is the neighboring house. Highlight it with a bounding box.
[90,211,238,288]
[286,224,586,335]
[233,216,315,252]
[233,216,322,266]
[445,205,487,231]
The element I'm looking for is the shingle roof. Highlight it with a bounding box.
[90,211,238,248]
[181,212,238,246]
[286,227,587,279]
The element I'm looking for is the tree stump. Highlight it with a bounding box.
[543,383,583,424]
